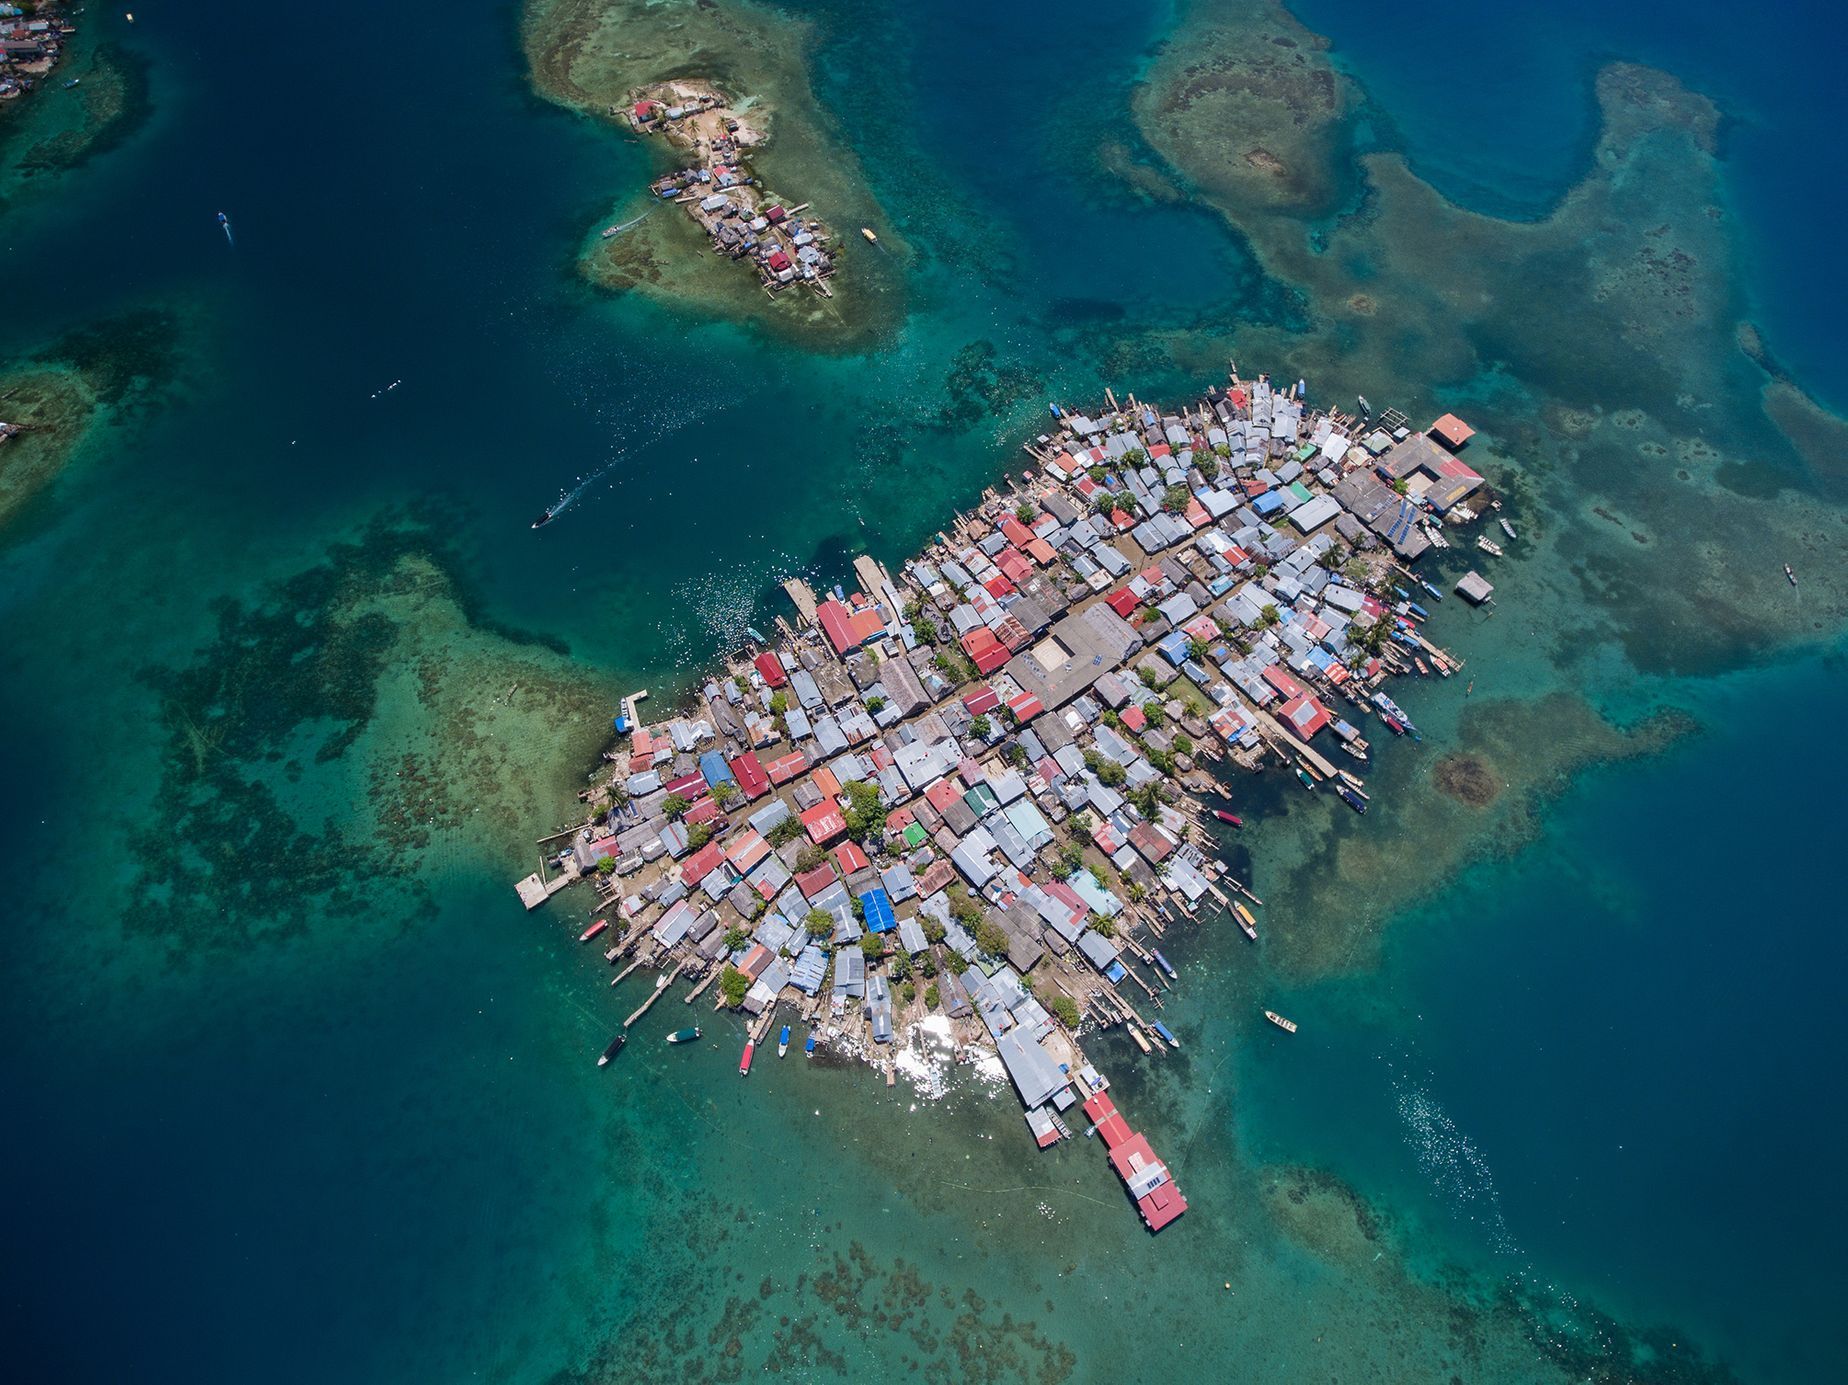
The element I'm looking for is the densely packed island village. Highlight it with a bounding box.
[0,2,79,104]
[615,79,839,298]
[518,366,1510,1232]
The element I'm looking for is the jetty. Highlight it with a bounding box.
[516,369,1504,1231]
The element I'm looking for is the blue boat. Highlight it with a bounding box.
[1152,1020,1180,1049]
[777,1024,791,1058]
[803,1033,817,1058]
[1407,601,1429,620]
[1420,580,1445,601]
[1151,949,1177,980]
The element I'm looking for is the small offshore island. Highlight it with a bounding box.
[625,80,840,300]
[520,367,1505,1232]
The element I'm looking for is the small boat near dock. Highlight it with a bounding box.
[778,1024,791,1058]
[804,1032,817,1058]
[666,1027,700,1045]
[1335,785,1368,814]
[1476,535,1504,557]
[1233,902,1258,941]
[578,918,609,943]
[1151,1020,1181,1050]
[1295,768,1317,791]
[1264,1010,1299,1035]
[739,1039,756,1075]
[1213,809,1244,828]
[1499,516,1517,540]
[597,1033,626,1066]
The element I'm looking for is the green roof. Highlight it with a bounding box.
[902,822,927,849]
[1287,480,1314,504]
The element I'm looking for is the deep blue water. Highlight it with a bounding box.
[1292,0,1848,412]
[1241,647,1848,1380]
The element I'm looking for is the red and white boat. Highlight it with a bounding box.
[739,1040,756,1076]
[1213,809,1243,828]
[579,918,609,943]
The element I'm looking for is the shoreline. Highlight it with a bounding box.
[520,364,1506,1231]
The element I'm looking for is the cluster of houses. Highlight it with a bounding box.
[628,85,837,294]
[536,370,1496,1230]
[1,3,76,103]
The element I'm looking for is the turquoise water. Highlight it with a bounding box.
[3,1,1846,1381]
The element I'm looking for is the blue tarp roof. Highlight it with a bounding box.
[858,887,897,934]
[698,751,735,788]
[1251,489,1285,515]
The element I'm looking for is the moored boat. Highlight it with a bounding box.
[1264,1010,1299,1034]
[579,918,609,943]
[1476,535,1504,557]
[1335,785,1368,814]
[1337,770,1367,794]
[1295,768,1316,790]
[1499,516,1517,539]
[861,227,878,243]
[739,1039,756,1075]
[778,1024,791,1058]
[804,1033,817,1058]
[597,1033,626,1066]
[666,1027,700,1045]
[1413,657,1430,676]
[1213,809,1243,828]
[1152,1020,1181,1049]
[1383,714,1406,736]
[1233,902,1259,941]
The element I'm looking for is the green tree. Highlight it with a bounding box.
[969,714,992,739]
[722,925,751,952]
[769,690,790,715]
[1086,464,1109,485]
[767,816,805,847]
[712,781,741,808]
[924,983,941,1010]
[1089,912,1117,939]
[1257,604,1280,629]
[944,951,969,976]
[718,965,750,1008]
[865,695,886,714]
[1015,502,1037,524]
[858,931,886,960]
[662,794,691,820]
[945,884,984,929]
[891,950,913,981]
[1003,741,1027,768]
[899,980,917,1004]
[805,908,835,939]
[974,918,1009,958]
[842,779,885,841]
[1173,733,1194,757]
[922,916,947,944]
[1057,842,1086,877]
[1162,484,1190,514]
[1186,637,1210,662]
[686,822,714,850]
[1049,994,1081,1029]
[1142,700,1167,728]
[794,842,826,872]
[914,616,939,644]
[1195,454,1220,482]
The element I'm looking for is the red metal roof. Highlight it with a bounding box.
[765,751,808,784]
[683,797,722,827]
[753,651,788,688]
[832,841,870,875]
[1260,665,1307,701]
[1006,692,1043,723]
[766,249,791,272]
[1000,517,1034,546]
[795,864,837,899]
[800,801,847,844]
[962,686,1001,716]
[816,599,858,656]
[728,751,770,800]
[1279,692,1331,741]
[1429,413,1475,449]
[662,772,708,800]
[1120,705,1147,733]
[849,607,886,645]
[680,841,726,887]
[1105,586,1140,618]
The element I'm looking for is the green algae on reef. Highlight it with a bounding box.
[522,0,905,350]
[0,309,184,533]
[0,33,150,212]
[125,516,616,959]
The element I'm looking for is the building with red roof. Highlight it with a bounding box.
[683,797,723,828]
[753,651,788,688]
[800,801,847,845]
[1260,665,1307,701]
[1105,586,1140,619]
[795,863,837,899]
[1429,413,1475,449]
[849,606,886,646]
[680,841,727,888]
[764,750,808,785]
[961,627,1009,675]
[816,598,858,657]
[1006,691,1044,723]
[1111,1133,1188,1232]
[728,750,770,800]
[832,840,870,876]
[963,686,1001,717]
[1279,692,1331,741]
